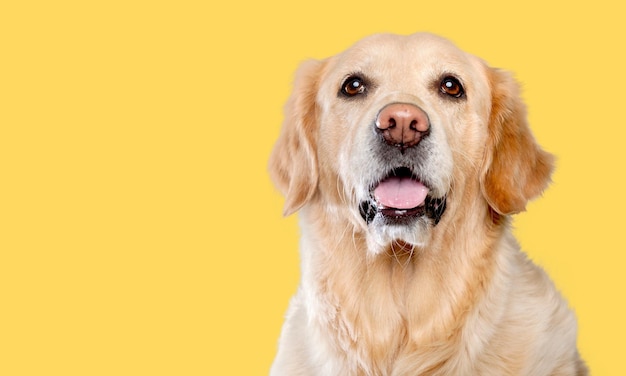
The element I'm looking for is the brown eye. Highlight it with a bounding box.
[440,76,464,98]
[341,76,366,97]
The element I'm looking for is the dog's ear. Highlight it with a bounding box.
[269,60,326,216]
[480,68,555,216]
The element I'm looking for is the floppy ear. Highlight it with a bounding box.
[480,68,555,216]
[269,60,325,216]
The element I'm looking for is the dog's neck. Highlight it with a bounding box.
[296,198,509,371]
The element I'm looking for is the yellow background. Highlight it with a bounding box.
[1,0,623,374]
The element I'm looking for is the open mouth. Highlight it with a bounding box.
[359,167,447,225]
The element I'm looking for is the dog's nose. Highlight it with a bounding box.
[375,103,430,150]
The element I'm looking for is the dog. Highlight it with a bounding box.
[269,33,587,375]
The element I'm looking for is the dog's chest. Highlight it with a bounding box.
[310,277,465,375]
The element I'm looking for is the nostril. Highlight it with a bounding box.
[409,120,418,131]
[376,116,396,131]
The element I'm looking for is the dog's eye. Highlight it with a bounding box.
[440,76,464,98]
[341,76,367,97]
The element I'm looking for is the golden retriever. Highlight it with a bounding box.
[269,33,587,375]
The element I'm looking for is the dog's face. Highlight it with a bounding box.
[270,33,553,255]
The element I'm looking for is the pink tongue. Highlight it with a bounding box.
[374,177,429,209]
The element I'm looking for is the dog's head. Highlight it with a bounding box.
[269,33,553,255]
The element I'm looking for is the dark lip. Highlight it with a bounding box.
[376,167,422,186]
[379,206,425,217]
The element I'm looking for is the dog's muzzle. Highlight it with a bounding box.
[359,103,447,226]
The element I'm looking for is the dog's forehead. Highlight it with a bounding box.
[334,33,472,74]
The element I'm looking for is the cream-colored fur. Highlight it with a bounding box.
[269,33,586,375]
